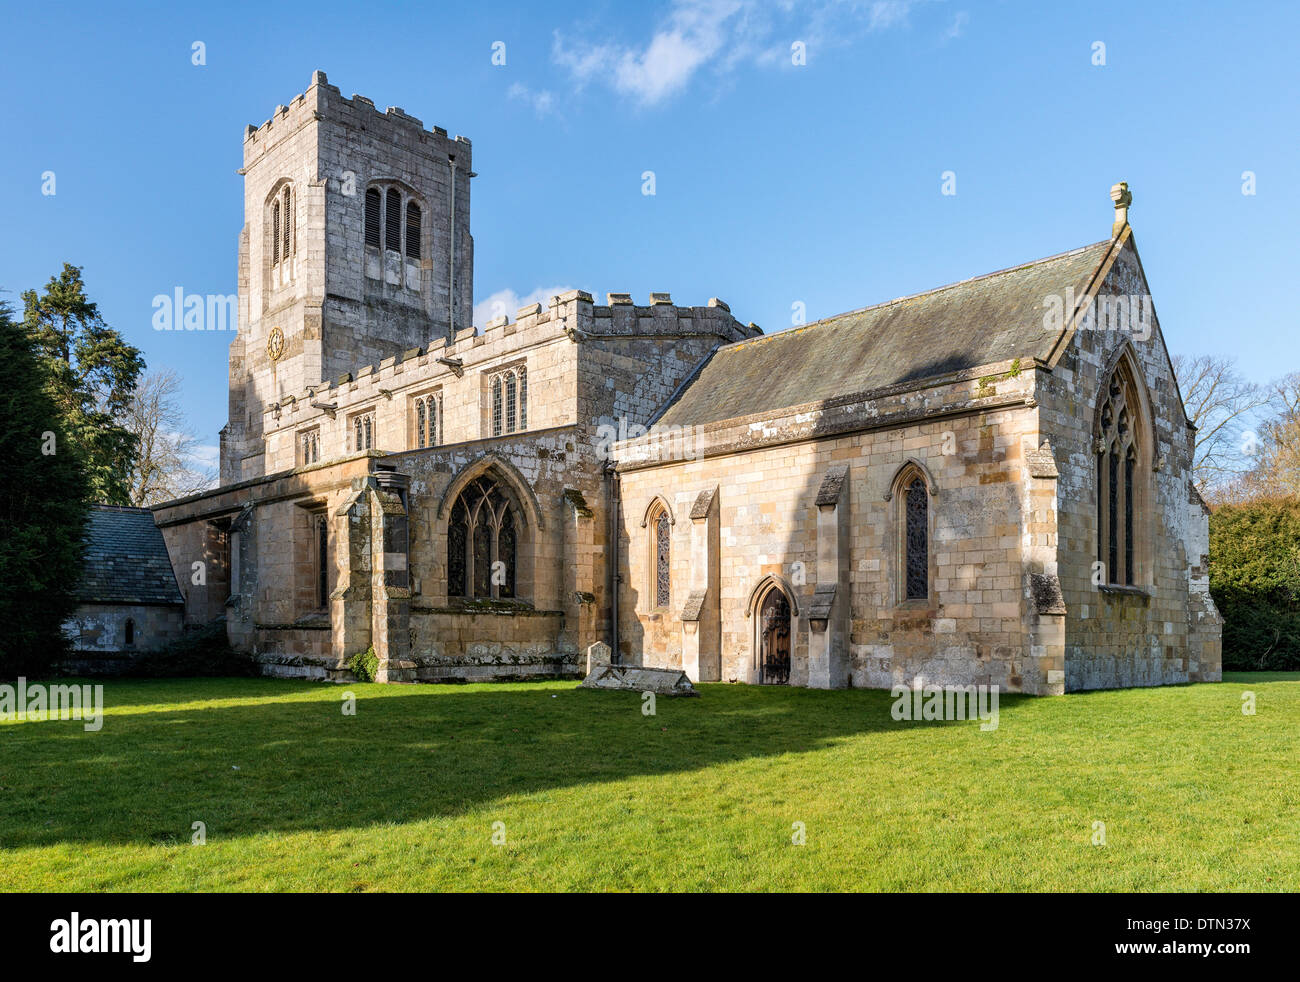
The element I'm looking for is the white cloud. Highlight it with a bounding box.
[943,10,969,41]
[507,82,556,117]
[473,285,576,329]
[552,0,930,106]
[192,444,220,470]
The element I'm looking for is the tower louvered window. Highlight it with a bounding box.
[365,188,381,247]
[272,201,281,264]
[385,188,401,250]
[405,202,421,259]
[282,186,293,259]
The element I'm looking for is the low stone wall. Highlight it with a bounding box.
[410,606,578,682]
[251,624,334,680]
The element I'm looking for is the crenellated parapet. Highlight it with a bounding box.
[242,69,471,171]
[257,290,753,474]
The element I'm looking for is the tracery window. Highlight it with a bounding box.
[1096,358,1143,585]
[447,476,517,600]
[298,427,320,466]
[890,463,933,604]
[413,392,441,449]
[351,410,374,452]
[489,366,528,437]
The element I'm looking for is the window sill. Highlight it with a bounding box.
[1097,584,1151,599]
[893,598,933,611]
[446,597,534,614]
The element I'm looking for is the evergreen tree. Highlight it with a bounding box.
[21,263,144,504]
[0,303,91,678]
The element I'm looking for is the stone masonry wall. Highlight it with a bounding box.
[1037,233,1221,690]
[616,363,1055,693]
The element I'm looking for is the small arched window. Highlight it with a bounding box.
[405,202,421,259]
[124,618,135,647]
[904,478,929,601]
[385,188,401,251]
[365,188,381,247]
[447,476,517,600]
[890,462,933,603]
[651,505,671,609]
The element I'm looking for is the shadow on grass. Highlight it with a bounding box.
[0,679,1027,848]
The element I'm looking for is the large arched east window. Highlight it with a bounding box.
[1096,357,1144,586]
[448,476,517,600]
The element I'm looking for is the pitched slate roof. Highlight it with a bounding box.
[656,239,1113,427]
[75,505,184,606]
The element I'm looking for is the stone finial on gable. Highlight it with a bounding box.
[1026,440,1059,479]
[1111,181,1132,237]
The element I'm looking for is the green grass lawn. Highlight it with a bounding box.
[1,673,1296,891]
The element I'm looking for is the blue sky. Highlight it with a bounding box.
[2,0,1297,464]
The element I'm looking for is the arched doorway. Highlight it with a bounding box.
[757,587,792,685]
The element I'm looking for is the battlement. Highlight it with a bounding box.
[242,70,471,166]
[262,291,756,427]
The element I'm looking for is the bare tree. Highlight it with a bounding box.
[1171,354,1267,495]
[126,368,215,506]
[1249,371,1300,497]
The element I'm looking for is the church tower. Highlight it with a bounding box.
[221,70,474,484]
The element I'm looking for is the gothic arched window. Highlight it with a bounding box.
[648,503,671,609]
[447,476,517,600]
[405,202,421,259]
[1096,357,1144,585]
[385,187,401,251]
[890,462,933,604]
[365,188,381,247]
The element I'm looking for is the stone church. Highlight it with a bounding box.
[149,71,1221,694]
